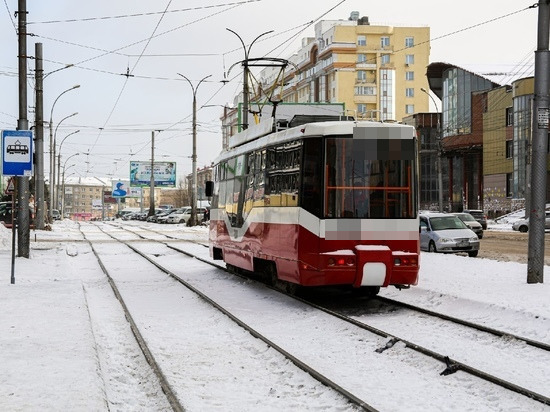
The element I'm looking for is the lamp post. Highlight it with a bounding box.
[34,43,75,229]
[177,73,211,226]
[421,87,443,212]
[60,154,78,217]
[226,28,273,131]
[61,171,75,220]
[56,130,80,209]
[48,85,79,221]
[50,112,77,217]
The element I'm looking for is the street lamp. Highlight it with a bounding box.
[177,73,211,226]
[226,28,273,131]
[421,87,444,212]
[60,153,79,216]
[48,85,79,220]
[56,130,80,210]
[50,112,77,217]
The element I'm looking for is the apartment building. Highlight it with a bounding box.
[256,12,431,122]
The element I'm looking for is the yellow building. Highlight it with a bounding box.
[256,12,431,122]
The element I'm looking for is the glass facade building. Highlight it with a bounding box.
[442,68,496,138]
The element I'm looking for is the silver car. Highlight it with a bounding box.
[420,213,480,257]
[512,211,550,232]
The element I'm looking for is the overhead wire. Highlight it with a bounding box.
[27,0,262,25]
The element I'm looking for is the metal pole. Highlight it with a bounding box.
[17,0,30,258]
[177,74,211,226]
[34,43,45,230]
[48,86,79,221]
[527,0,550,284]
[56,130,79,210]
[226,29,273,131]
[421,88,444,212]
[149,131,155,217]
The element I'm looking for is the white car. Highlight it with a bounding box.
[420,212,480,257]
[166,207,206,224]
[512,211,550,232]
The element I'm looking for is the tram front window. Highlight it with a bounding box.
[324,137,416,219]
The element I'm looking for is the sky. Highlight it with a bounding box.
[0,1,538,185]
[1,215,549,410]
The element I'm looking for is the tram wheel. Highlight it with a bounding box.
[352,286,380,297]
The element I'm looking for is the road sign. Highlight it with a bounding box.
[4,177,15,195]
[2,130,33,176]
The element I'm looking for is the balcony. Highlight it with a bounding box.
[354,95,377,104]
[356,62,377,70]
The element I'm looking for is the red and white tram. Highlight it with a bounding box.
[206,116,419,294]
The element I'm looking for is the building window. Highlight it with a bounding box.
[405,37,414,47]
[405,54,414,65]
[357,70,366,81]
[506,140,513,158]
[380,36,390,48]
[406,104,414,114]
[357,35,366,46]
[405,71,414,81]
[506,107,513,126]
[357,54,366,63]
[357,104,367,113]
[355,86,376,95]
[406,88,414,97]
[380,54,390,64]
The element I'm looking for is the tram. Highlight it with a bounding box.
[206,115,420,294]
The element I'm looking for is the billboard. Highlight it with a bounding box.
[111,180,129,198]
[130,161,176,187]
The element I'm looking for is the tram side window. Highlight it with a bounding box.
[301,138,323,216]
[266,142,301,207]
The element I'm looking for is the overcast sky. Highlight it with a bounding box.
[0,1,538,184]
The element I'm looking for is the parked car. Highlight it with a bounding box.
[166,207,207,224]
[0,201,13,222]
[419,212,480,257]
[462,209,487,230]
[156,207,185,224]
[512,211,550,232]
[146,209,167,223]
[452,212,484,239]
[51,209,61,220]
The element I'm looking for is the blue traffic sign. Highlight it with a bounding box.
[2,130,33,176]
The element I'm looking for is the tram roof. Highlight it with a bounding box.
[216,117,415,163]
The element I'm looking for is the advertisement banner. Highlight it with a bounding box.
[111,180,129,198]
[130,161,176,187]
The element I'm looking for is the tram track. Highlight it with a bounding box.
[103,222,550,408]
[81,222,375,411]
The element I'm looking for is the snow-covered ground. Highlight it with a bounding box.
[0,216,549,411]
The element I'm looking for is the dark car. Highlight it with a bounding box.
[452,212,483,239]
[463,209,487,230]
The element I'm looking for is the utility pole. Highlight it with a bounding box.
[177,74,211,226]
[527,0,550,284]
[148,131,155,217]
[17,0,30,258]
[226,29,273,131]
[34,43,45,230]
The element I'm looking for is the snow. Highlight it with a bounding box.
[0,217,549,411]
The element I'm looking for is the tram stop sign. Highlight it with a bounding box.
[2,130,34,176]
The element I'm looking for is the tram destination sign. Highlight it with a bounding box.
[2,129,34,177]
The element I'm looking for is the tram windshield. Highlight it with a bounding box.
[324,137,417,219]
